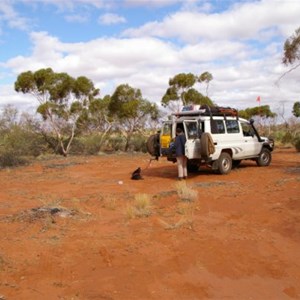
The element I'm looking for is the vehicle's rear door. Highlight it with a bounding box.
[183,120,201,159]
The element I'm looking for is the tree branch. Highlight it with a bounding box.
[275,62,300,85]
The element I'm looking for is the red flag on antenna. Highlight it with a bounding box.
[256,96,261,103]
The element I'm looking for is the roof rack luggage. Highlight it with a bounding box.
[173,105,238,118]
[200,105,238,117]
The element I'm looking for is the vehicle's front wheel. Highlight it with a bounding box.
[218,152,232,174]
[256,148,271,166]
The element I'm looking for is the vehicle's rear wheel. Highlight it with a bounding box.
[218,152,232,174]
[256,148,271,166]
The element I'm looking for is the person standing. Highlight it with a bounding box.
[175,127,187,180]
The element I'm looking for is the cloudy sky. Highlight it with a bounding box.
[0,0,299,118]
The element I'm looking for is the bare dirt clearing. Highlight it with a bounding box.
[0,148,300,300]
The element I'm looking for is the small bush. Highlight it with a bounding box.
[129,135,147,152]
[0,151,28,168]
[175,181,198,202]
[126,194,152,218]
[293,136,300,152]
[1,126,47,157]
[105,134,126,152]
[281,131,294,144]
[71,134,104,155]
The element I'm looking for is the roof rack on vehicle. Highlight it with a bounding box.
[173,104,239,118]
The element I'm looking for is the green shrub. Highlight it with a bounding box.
[105,134,126,152]
[1,126,47,157]
[0,151,28,168]
[281,131,294,144]
[293,136,300,152]
[71,134,105,155]
[129,134,147,152]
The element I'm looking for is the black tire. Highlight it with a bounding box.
[146,134,160,157]
[218,152,232,174]
[187,162,199,172]
[256,148,271,166]
[232,160,241,168]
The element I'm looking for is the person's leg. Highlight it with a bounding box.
[177,156,184,179]
[183,156,188,178]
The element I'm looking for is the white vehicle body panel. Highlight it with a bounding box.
[178,116,264,161]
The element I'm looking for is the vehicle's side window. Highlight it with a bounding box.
[185,122,198,139]
[225,120,240,133]
[211,119,225,134]
[162,123,171,136]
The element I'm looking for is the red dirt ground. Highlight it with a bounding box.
[0,148,299,300]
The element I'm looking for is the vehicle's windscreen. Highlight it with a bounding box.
[241,122,255,136]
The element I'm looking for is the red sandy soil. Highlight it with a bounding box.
[0,148,299,300]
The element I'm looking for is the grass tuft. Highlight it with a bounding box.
[175,181,198,202]
[126,193,152,219]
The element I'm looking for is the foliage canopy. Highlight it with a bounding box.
[283,27,300,66]
[238,105,276,119]
[15,68,99,156]
[292,101,300,118]
[161,72,214,109]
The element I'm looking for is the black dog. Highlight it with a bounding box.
[131,167,143,180]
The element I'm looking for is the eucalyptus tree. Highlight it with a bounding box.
[238,105,276,119]
[77,95,115,149]
[0,104,18,132]
[109,84,159,151]
[277,27,300,82]
[184,88,214,106]
[15,68,99,156]
[292,101,300,118]
[162,72,213,110]
[283,27,300,66]
[198,71,213,96]
[162,73,196,109]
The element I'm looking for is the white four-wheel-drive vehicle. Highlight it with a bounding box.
[147,105,274,175]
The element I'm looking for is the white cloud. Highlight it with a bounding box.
[122,0,300,42]
[123,0,182,7]
[0,0,30,31]
[4,28,299,118]
[0,84,35,113]
[1,0,300,118]
[19,0,108,9]
[19,0,183,10]
[4,31,180,101]
[180,40,250,62]
[98,13,126,25]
